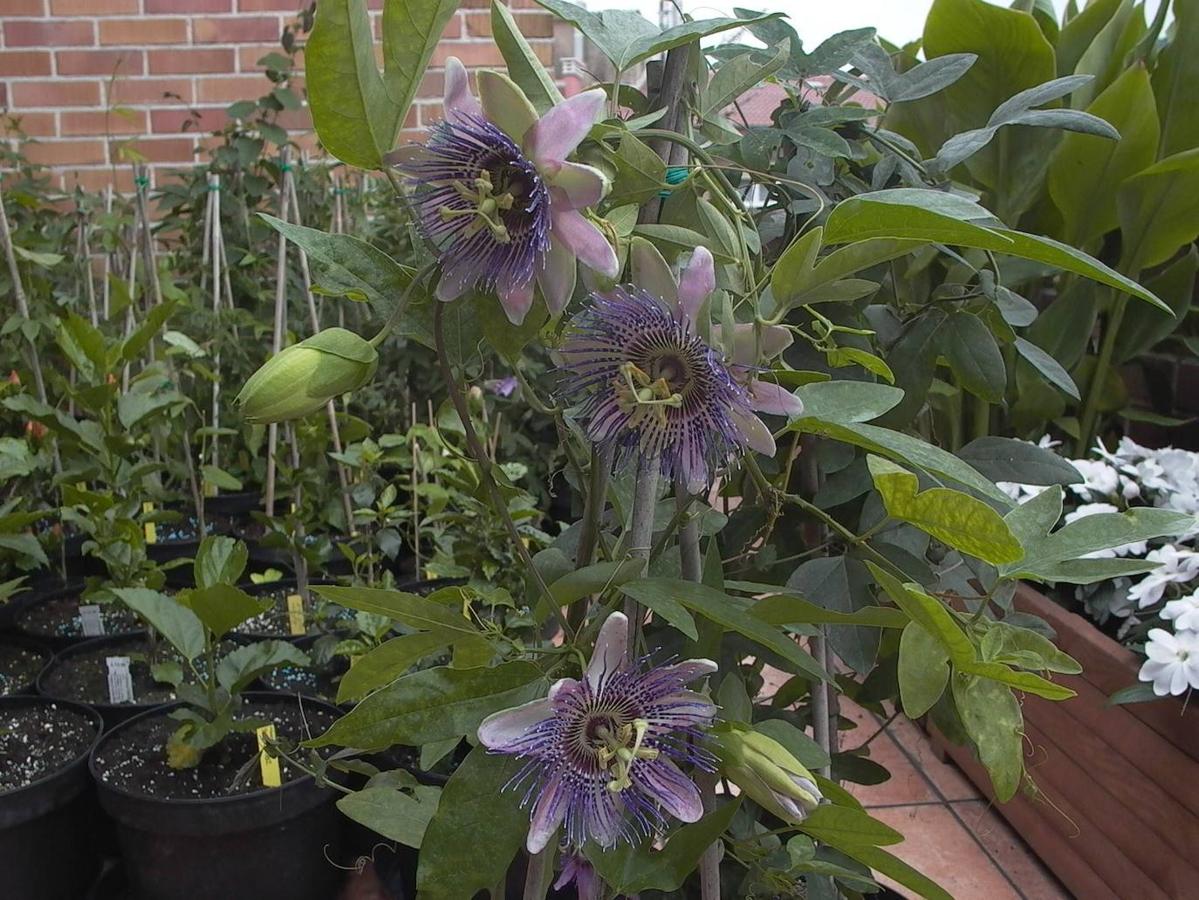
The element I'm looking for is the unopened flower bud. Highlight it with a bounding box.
[236,328,378,424]
[715,725,823,824]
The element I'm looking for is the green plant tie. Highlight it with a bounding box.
[658,165,690,198]
[281,163,293,172]
[134,176,149,189]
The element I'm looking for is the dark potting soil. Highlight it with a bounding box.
[0,642,50,696]
[16,594,140,641]
[40,638,176,706]
[92,699,338,801]
[259,662,339,702]
[238,588,351,638]
[0,702,96,793]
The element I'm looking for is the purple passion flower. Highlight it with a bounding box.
[477,612,717,853]
[557,242,804,491]
[390,58,619,325]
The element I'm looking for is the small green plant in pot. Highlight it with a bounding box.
[114,535,309,769]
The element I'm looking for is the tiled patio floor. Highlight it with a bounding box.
[842,701,1071,900]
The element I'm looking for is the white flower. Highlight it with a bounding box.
[1036,435,1061,450]
[997,481,1049,503]
[1127,545,1199,609]
[1163,592,1199,631]
[1139,628,1199,696]
[1063,503,1148,558]
[1068,459,1120,501]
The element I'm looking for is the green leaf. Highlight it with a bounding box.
[58,313,106,381]
[833,844,954,900]
[337,631,455,702]
[938,311,1006,402]
[868,564,974,668]
[1015,337,1081,400]
[1003,484,1063,550]
[980,622,1081,675]
[702,42,789,117]
[754,718,831,770]
[790,418,1010,504]
[1117,148,1199,272]
[798,805,904,847]
[307,662,544,750]
[1047,65,1160,250]
[1114,247,1199,364]
[337,783,441,848]
[785,556,879,673]
[380,0,460,149]
[1152,0,1199,156]
[618,578,699,641]
[112,588,205,662]
[952,673,1023,801]
[748,592,909,629]
[899,622,950,718]
[306,0,394,168]
[551,559,646,607]
[182,584,267,639]
[313,585,481,638]
[120,300,176,362]
[216,640,309,693]
[605,132,667,206]
[867,456,1023,565]
[200,464,242,491]
[194,535,248,590]
[955,659,1076,700]
[822,190,1168,311]
[416,748,527,899]
[588,800,741,893]
[1009,507,1196,577]
[957,436,1082,486]
[491,0,562,112]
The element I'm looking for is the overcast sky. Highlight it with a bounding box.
[596,0,1165,47]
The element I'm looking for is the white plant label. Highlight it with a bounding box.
[106,656,135,705]
[78,604,105,637]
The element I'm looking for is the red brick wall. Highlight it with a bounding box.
[0,0,557,191]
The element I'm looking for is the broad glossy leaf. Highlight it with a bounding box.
[1015,337,1080,400]
[552,558,646,607]
[833,844,953,900]
[793,381,904,424]
[786,556,879,673]
[194,535,248,589]
[216,640,309,693]
[1002,484,1063,550]
[798,805,903,847]
[869,564,974,668]
[952,673,1023,801]
[938,311,1005,402]
[113,588,204,662]
[308,662,544,750]
[1113,247,1199,364]
[618,578,701,641]
[337,631,455,702]
[417,748,527,898]
[748,592,908,629]
[380,0,460,152]
[957,437,1082,486]
[314,585,480,638]
[337,783,441,848]
[492,0,562,112]
[702,41,788,117]
[1153,0,1199,156]
[182,584,268,639]
[1117,148,1199,271]
[1009,507,1196,577]
[898,622,950,718]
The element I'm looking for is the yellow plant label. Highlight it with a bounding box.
[204,481,218,498]
[256,724,281,787]
[286,594,305,636]
[142,501,157,544]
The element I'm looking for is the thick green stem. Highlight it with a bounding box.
[1077,294,1128,456]
[433,303,571,638]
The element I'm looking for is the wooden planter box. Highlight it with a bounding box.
[932,584,1199,900]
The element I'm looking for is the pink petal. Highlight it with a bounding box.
[749,380,804,417]
[524,89,606,169]
[526,769,569,853]
[630,237,678,308]
[537,237,576,315]
[551,202,619,279]
[435,261,474,301]
[548,161,609,209]
[585,611,628,690]
[498,276,535,325]
[634,757,704,822]
[731,407,776,456]
[443,56,483,123]
[677,246,715,329]
[476,698,552,750]
[477,69,538,143]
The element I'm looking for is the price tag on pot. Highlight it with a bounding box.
[286,594,305,636]
[106,656,135,705]
[256,724,281,788]
[78,604,105,637]
[142,501,157,544]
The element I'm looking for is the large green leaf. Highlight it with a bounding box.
[491,0,562,113]
[798,805,903,847]
[337,783,441,848]
[952,673,1023,801]
[307,662,544,750]
[314,585,480,638]
[417,748,527,898]
[898,622,950,718]
[957,436,1082,486]
[937,311,1006,402]
[747,592,909,629]
[380,0,460,146]
[216,640,309,693]
[792,381,904,424]
[822,190,1168,310]
[834,844,954,900]
[1117,148,1199,271]
[701,42,789,118]
[1113,247,1199,364]
[112,588,204,662]
[868,564,974,668]
[617,578,699,640]
[1153,0,1199,156]
[1047,65,1160,249]
[587,800,740,893]
[181,584,268,640]
[785,556,880,673]
[551,559,646,607]
[337,631,456,702]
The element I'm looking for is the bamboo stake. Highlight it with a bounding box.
[0,183,61,475]
[264,148,292,517]
[76,209,99,327]
[207,173,222,475]
[285,164,355,532]
[102,186,112,320]
[287,422,310,600]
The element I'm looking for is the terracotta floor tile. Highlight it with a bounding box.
[886,714,981,802]
[870,804,1022,900]
[846,732,941,806]
[952,801,1071,900]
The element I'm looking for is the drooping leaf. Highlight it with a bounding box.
[898,622,950,718]
[952,673,1024,801]
[957,437,1083,486]
[337,783,441,848]
[337,631,455,702]
[216,640,309,693]
[113,588,205,662]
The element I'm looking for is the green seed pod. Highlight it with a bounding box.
[236,328,378,424]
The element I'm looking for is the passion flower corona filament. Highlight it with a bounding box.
[477,612,717,852]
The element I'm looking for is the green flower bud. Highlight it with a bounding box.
[715,725,823,824]
[236,328,378,424]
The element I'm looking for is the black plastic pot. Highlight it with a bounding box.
[90,693,345,900]
[13,583,141,650]
[0,634,52,696]
[0,696,104,899]
[37,632,177,730]
[204,491,261,518]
